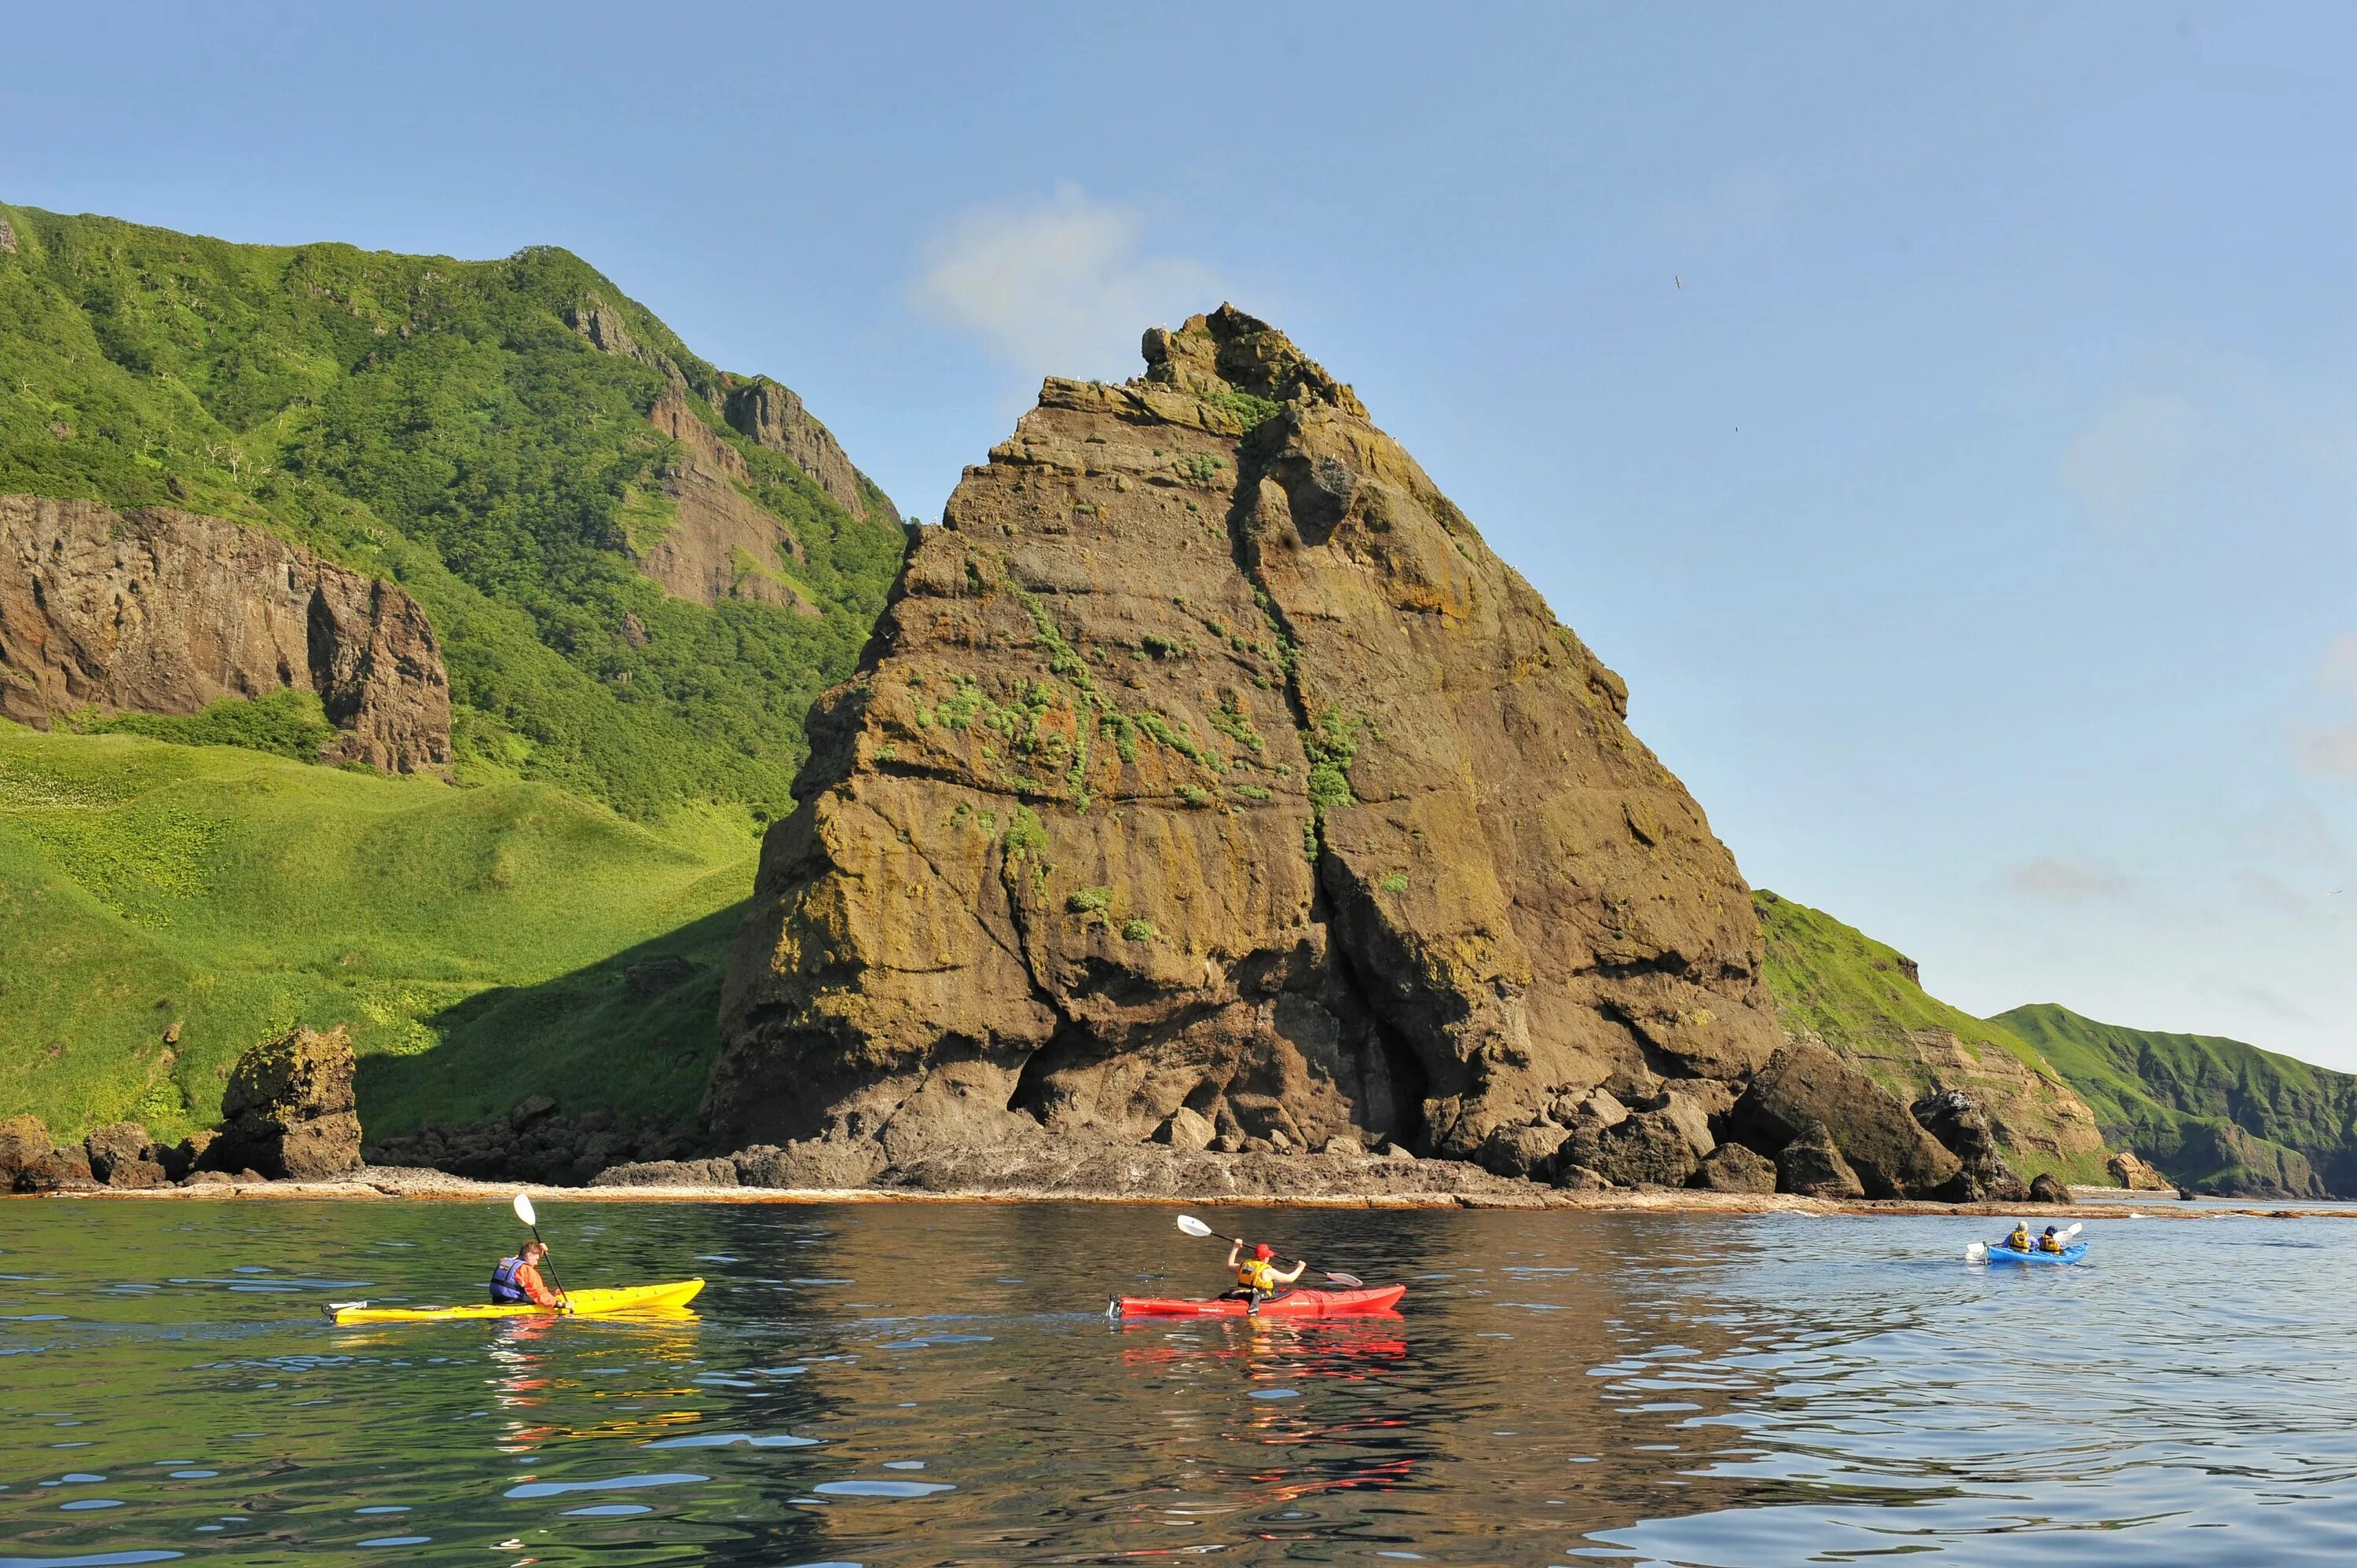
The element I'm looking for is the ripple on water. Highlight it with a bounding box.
[812,1480,955,1499]
[504,1473,708,1500]
[643,1432,819,1449]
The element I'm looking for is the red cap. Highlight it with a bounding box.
[1254,1244,1274,1259]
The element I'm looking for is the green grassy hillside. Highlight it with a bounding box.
[1754,891,2110,1182]
[0,203,917,1144]
[0,717,754,1144]
[1,202,906,821]
[1994,1003,2355,1196]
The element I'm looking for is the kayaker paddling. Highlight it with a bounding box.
[490,1239,567,1310]
[1225,1240,1307,1309]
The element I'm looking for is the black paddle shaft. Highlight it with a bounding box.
[526,1223,570,1306]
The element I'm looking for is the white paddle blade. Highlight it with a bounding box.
[1966,1240,1988,1264]
[512,1192,537,1228]
[1325,1272,1365,1288]
[1175,1214,1213,1238]
[2062,1222,2083,1241]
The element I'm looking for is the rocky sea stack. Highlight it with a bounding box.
[713,306,1785,1190]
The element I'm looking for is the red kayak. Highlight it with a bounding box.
[1113,1284,1406,1318]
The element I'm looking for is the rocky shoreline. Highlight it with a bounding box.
[13,1163,2348,1222]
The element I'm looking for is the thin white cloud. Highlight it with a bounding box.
[2004,855,2135,904]
[911,182,1218,381]
[2059,391,2210,528]
[2301,722,2357,783]
[2299,634,2357,786]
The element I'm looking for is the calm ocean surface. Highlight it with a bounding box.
[2,1199,2354,1565]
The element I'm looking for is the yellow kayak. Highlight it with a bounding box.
[324,1279,704,1324]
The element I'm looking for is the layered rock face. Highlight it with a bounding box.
[724,377,885,522]
[714,306,1782,1185]
[640,390,819,614]
[0,495,449,771]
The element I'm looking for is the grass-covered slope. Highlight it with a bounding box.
[0,202,907,821]
[0,719,753,1144]
[1994,1003,2353,1197]
[1754,891,2110,1182]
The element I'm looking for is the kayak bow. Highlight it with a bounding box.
[324,1278,705,1324]
[1113,1284,1406,1318]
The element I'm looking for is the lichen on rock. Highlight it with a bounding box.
[713,306,1782,1184]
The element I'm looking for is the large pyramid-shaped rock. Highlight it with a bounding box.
[713,307,1779,1181]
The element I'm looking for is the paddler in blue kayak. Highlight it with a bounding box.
[2000,1222,2033,1253]
[490,1240,568,1310]
[2037,1225,2066,1253]
[1225,1240,1307,1307]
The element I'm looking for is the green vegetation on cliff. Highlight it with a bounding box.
[0,721,751,1142]
[0,203,915,1142]
[1993,1003,2353,1197]
[1754,891,2108,1182]
[0,203,906,821]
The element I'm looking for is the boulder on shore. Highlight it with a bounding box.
[588,1157,741,1189]
[1692,1141,1777,1193]
[2106,1150,2173,1192]
[18,1143,97,1192]
[1559,1108,1702,1189]
[1729,1043,1961,1198]
[2027,1171,2071,1204]
[84,1121,170,1189]
[214,1026,361,1179]
[1777,1121,1865,1199]
[1,1114,51,1190]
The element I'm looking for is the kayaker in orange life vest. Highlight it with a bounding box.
[1224,1240,1307,1304]
[490,1240,567,1309]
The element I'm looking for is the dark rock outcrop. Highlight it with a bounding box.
[0,495,450,772]
[214,1026,361,1179]
[363,1112,688,1187]
[713,306,1781,1186]
[1728,1043,1962,1198]
[18,1143,97,1192]
[84,1121,170,1189]
[1911,1089,2029,1202]
[2027,1171,2071,1204]
[1778,1121,1865,1199]
[725,376,893,522]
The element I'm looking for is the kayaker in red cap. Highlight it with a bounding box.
[1224,1238,1306,1307]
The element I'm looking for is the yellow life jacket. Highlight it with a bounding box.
[2007,1228,2030,1251]
[2038,1233,2064,1253]
[1237,1257,1277,1291]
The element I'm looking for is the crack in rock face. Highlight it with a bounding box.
[711,305,1781,1185]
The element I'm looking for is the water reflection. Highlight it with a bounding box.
[5,1202,2357,1561]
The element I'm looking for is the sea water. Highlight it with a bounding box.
[1,1199,2352,1564]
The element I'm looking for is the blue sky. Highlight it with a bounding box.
[9,3,2354,1062]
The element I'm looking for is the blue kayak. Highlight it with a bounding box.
[1985,1243,2088,1265]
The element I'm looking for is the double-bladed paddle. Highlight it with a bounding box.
[513,1192,573,1307]
[1966,1220,2081,1263]
[1175,1214,1365,1288]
